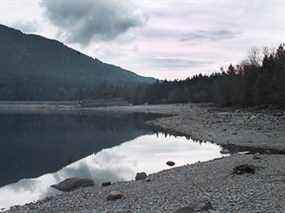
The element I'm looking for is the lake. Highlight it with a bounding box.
[0,113,226,210]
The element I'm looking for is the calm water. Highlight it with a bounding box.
[0,113,226,210]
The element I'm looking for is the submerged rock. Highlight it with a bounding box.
[232,164,256,175]
[135,172,148,181]
[106,191,125,201]
[166,161,176,166]
[51,177,95,192]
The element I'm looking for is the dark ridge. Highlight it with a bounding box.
[0,24,156,101]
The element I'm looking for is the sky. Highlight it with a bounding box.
[0,0,285,80]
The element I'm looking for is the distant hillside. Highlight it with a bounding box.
[0,24,155,100]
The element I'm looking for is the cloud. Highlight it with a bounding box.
[11,21,38,34]
[141,27,240,43]
[180,30,241,42]
[40,0,145,45]
[4,0,281,80]
[148,57,213,70]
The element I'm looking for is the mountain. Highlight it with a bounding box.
[0,24,155,100]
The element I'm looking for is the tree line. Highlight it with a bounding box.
[102,44,285,107]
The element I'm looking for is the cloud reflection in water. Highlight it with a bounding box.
[0,133,225,210]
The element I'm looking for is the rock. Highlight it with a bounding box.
[274,112,283,117]
[145,177,151,182]
[253,154,261,160]
[174,207,194,213]
[232,164,256,175]
[106,191,124,201]
[199,201,214,211]
[102,182,112,187]
[249,115,257,120]
[166,161,176,166]
[220,148,231,155]
[51,177,95,192]
[174,201,214,213]
[135,172,148,181]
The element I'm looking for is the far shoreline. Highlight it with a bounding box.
[0,102,284,153]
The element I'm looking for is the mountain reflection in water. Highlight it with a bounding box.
[0,113,153,187]
[0,113,226,210]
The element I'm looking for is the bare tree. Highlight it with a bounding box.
[247,47,262,67]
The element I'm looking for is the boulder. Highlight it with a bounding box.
[106,191,125,201]
[232,164,256,175]
[166,161,176,167]
[51,177,95,192]
[135,172,148,181]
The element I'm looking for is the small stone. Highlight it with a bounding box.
[220,148,231,154]
[102,182,112,187]
[265,149,272,154]
[135,172,148,181]
[274,112,283,117]
[249,115,257,120]
[106,191,124,201]
[145,177,151,182]
[174,201,214,213]
[253,154,261,160]
[173,207,194,213]
[199,201,214,211]
[166,161,176,166]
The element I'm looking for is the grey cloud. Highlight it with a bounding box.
[180,30,241,42]
[142,28,239,43]
[40,0,145,45]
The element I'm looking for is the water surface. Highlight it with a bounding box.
[0,113,226,210]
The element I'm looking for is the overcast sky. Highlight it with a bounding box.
[1,0,285,79]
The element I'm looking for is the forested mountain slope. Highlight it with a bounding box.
[0,24,155,100]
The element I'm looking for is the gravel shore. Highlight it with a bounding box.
[7,154,285,213]
[4,103,285,212]
[86,103,285,152]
